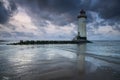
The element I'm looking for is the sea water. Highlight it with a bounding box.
[0,41,120,80]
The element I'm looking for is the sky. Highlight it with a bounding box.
[0,0,120,40]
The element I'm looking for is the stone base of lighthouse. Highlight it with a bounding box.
[72,35,87,41]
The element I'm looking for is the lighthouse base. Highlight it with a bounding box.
[73,35,87,41]
[79,37,87,40]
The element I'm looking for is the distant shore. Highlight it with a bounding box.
[8,40,92,45]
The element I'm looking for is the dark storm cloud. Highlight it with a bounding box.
[15,0,89,26]
[14,0,120,26]
[0,0,17,24]
[1,0,120,25]
[92,0,120,20]
[0,1,8,24]
[0,0,120,40]
[16,0,81,13]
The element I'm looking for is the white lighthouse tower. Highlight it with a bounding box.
[73,9,87,41]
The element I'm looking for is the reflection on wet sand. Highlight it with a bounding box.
[76,44,86,73]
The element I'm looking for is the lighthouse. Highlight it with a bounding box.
[73,9,87,41]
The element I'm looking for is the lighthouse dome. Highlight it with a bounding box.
[77,9,87,18]
[80,9,86,14]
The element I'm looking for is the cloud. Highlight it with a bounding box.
[87,11,120,40]
[15,0,120,21]
[13,0,84,26]
[1,0,120,25]
[0,0,17,24]
[92,0,120,20]
[0,0,120,40]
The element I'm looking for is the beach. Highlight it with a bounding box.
[0,41,120,80]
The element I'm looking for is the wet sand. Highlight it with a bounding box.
[1,60,119,80]
[0,42,120,80]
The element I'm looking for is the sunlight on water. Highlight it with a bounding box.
[9,50,34,65]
